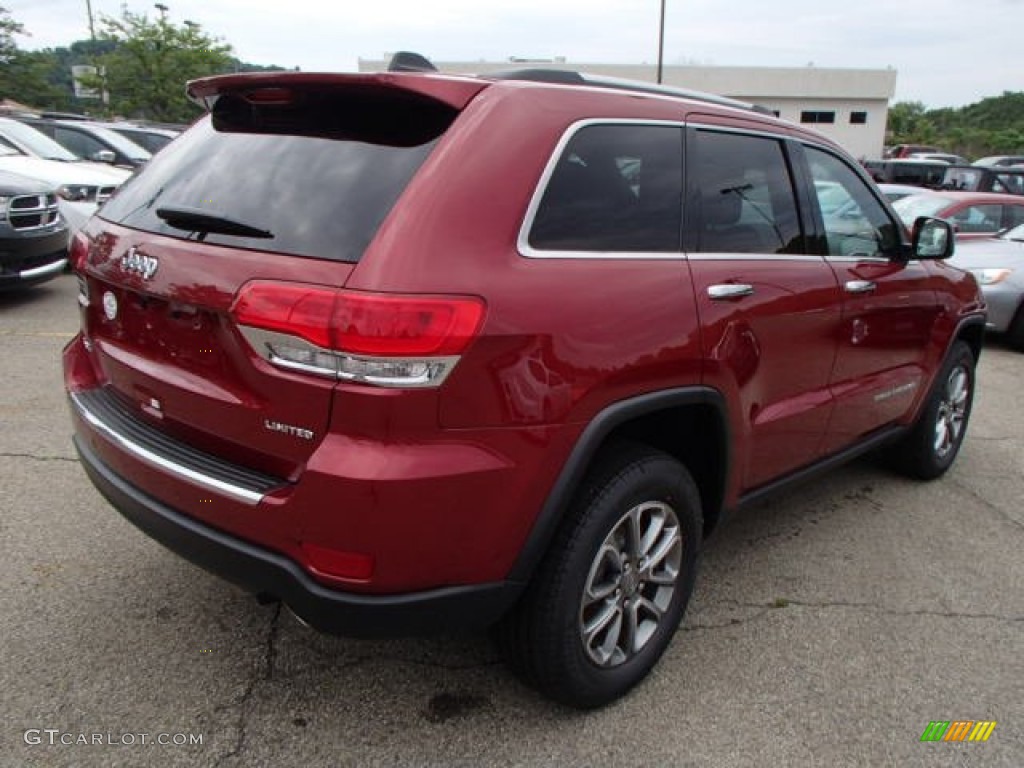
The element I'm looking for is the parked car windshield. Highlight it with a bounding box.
[891,194,950,226]
[0,120,80,161]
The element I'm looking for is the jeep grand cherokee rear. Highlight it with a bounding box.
[65,68,985,708]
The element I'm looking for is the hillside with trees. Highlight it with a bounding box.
[0,4,286,123]
[883,93,1024,159]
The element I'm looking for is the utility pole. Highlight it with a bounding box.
[656,0,666,84]
[85,0,96,41]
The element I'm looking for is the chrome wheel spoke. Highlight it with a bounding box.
[636,506,667,560]
[583,599,620,639]
[625,508,644,561]
[584,544,623,602]
[587,606,624,666]
[641,525,681,582]
[621,599,639,655]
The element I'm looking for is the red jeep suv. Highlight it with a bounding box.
[64,61,985,708]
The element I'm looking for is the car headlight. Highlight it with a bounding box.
[0,195,8,220]
[58,185,94,202]
[971,268,1012,285]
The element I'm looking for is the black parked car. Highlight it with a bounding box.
[0,170,69,290]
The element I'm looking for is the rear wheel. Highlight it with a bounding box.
[886,341,975,479]
[499,444,702,708]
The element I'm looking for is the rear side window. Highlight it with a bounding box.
[54,127,105,159]
[528,124,683,253]
[691,130,803,254]
[100,90,452,263]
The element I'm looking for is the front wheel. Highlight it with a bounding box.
[887,340,976,480]
[499,444,702,708]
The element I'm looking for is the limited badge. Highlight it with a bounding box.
[102,291,118,321]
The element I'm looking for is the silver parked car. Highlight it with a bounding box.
[948,223,1024,348]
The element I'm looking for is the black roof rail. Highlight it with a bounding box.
[487,68,772,115]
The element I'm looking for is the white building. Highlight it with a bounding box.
[359,58,896,160]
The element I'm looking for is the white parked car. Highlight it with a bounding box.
[0,141,129,234]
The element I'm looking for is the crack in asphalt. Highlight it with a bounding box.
[949,477,1024,533]
[689,597,1023,628]
[0,452,77,463]
[214,602,282,767]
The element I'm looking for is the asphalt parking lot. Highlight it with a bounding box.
[2,274,1022,767]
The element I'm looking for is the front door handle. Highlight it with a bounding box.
[708,283,754,300]
[845,280,877,294]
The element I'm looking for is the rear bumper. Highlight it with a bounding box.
[75,433,523,636]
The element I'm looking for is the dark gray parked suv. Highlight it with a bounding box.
[0,170,68,290]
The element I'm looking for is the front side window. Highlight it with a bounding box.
[528,124,683,253]
[806,146,901,258]
[691,130,803,254]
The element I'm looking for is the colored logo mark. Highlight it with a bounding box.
[920,721,997,742]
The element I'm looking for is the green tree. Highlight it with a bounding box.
[0,4,21,64]
[92,8,233,122]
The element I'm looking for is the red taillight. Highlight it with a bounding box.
[70,232,90,272]
[230,281,485,357]
[231,282,337,349]
[334,293,484,356]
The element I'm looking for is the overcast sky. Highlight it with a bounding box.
[7,0,1023,108]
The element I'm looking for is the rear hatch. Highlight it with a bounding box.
[76,73,486,480]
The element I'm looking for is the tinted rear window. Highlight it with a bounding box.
[528,124,683,253]
[100,103,444,263]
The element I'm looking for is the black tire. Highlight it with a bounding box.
[887,340,976,480]
[1006,304,1024,352]
[498,443,702,709]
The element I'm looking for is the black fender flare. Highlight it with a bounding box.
[506,386,729,584]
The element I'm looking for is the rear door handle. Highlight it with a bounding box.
[844,280,877,294]
[708,283,754,300]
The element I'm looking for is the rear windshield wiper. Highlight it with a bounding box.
[156,206,274,239]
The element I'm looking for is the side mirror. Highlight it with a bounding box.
[912,216,954,260]
[91,149,116,164]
